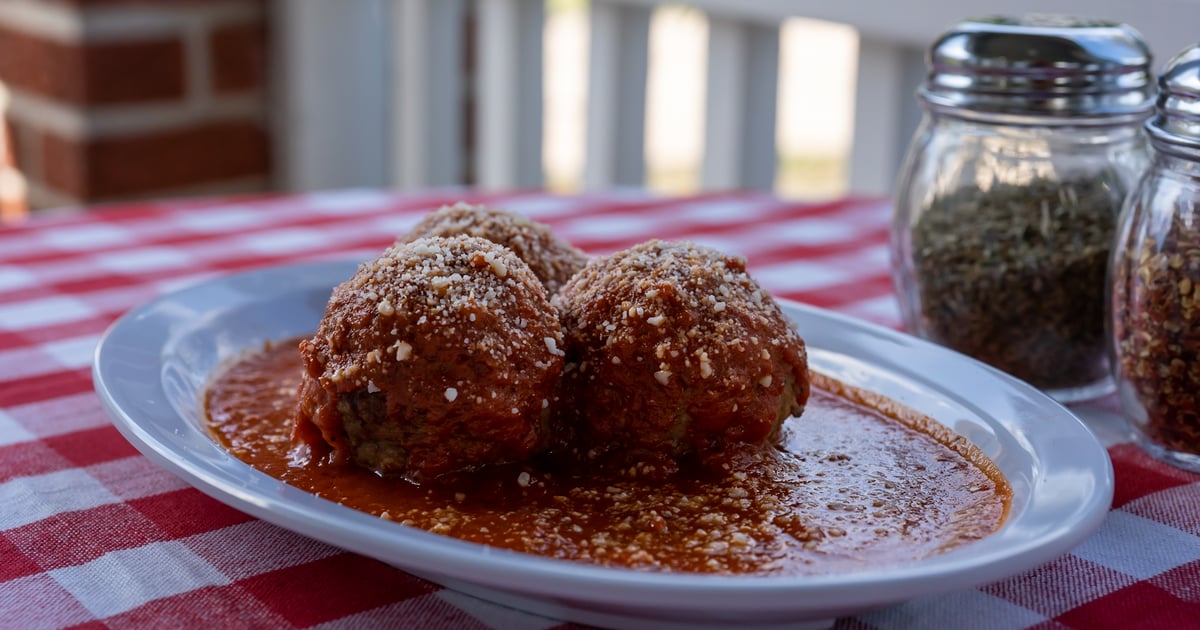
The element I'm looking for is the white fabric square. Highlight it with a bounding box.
[0,409,34,448]
[761,219,858,245]
[88,456,190,501]
[0,573,94,629]
[239,228,326,254]
[306,189,393,214]
[77,284,160,314]
[0,295,94,330]
[95,247,191,273]
[183,520,339,580]
[50,541,229,618]
[1072,510,1200,579]
[0,265,36,291]
[0,345,59,380]
[559,214,657,241]
[41,224,131,250]
[749,260,858,293]
[370,215,422,237]
[6,392,111,438]
[678,198,772,224]
[0,469,119,530]
[313,248,379,264]
[860,589,1048,629]
[501,195,583,219]
[12,258,91,285]
[42,335,100,369]
[174,208,262,233]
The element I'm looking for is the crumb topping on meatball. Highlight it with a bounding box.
[402,202,588,294]
[555,239,809,475]
[294,235,566,481]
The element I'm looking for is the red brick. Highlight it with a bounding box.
[0,24,184,105]
[0,25,80,101]
[42,121,270,199]
[82,36,185,104]
[42,130,88,197]
[210,22,267,93]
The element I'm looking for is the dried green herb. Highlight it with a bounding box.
[911,176,1123,389]
[1113,206,1200,455]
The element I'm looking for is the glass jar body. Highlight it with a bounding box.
[1110,150,1200,471]
[891,110,1149,402]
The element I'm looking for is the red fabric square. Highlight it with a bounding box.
[1,316,111,348]
[237,553,436,626]
[1149,559,1200,603]
[981,554,1137,616]
[52,273,138,296]
[0,369,92,407]
[0,440,70,484]
[1109,444,1200,509]
[44,426,138,468]
[0,534,42,582]
[9,503,162,570]
[1055,581,1197,629]
[1121,482,1200,536]
[128,488,254,538]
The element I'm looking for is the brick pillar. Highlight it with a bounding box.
[0,0,271,217]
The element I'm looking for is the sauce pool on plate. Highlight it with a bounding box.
[206,338,1011,576]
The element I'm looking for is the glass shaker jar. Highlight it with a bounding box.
[891,16,1154,402]
[1111,46,1200,472]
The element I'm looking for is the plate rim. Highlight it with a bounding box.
[92,259,1115,622]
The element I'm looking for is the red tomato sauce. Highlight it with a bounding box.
[205,339,1011,576]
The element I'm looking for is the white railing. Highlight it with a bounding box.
[274,0,1199,196]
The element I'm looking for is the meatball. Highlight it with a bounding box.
[292,235,566,481]
[555,240,809,475]
[402,202,589,294]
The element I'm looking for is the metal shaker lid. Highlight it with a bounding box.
[1148,46,1200,149]
[921,15,1155,120]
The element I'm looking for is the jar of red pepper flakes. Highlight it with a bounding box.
[1111,45,1200,472]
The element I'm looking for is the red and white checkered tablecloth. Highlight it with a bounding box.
[2,189,1198,629]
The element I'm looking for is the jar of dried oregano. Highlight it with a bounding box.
[1111,45,1200,472]
[891,16,1154,402]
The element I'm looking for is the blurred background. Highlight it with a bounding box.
[0,0,1193,223]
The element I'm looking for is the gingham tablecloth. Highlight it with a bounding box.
[2,189,1198,629]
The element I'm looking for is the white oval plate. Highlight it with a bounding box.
[93,260,1113,629]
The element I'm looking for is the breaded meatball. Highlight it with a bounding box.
[402,202,588,294]
[555,240,809,475]
[293,235,566,481]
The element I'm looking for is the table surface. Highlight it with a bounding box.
[2,189,1198,629]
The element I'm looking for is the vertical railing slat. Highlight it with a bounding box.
[849,38,923,195]
[739,22,779,191]
[274,0,390,191]
[585,2,652,190]
[476,0,544,189]
[702,16,747,190]
[702,16,778,190]
[393,0,467,188]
